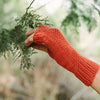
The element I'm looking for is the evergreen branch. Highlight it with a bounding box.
[0,1,51,69]
[26,0,35,13]
[61,0,98,34]
[33,0,52,12]
[92,3,100,15]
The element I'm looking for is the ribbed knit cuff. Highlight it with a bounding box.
[75,54,100,86]
[48,47,100,86]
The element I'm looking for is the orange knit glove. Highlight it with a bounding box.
[33,25,100,86]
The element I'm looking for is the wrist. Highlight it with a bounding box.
[91,68,100,94]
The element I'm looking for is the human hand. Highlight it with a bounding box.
[25,28,48,53]
[24,25,100,87]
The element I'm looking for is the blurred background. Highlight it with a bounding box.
[0,0,100,100]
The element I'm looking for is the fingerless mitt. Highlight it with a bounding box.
[33,25,100,86]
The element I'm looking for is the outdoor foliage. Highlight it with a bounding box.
[0,0,100,69]
[0,0,51,69]
[0,0,100,100]
[61,0,100,34]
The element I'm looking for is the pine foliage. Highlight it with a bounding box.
[0,0,51,69]
[61,0,100,34]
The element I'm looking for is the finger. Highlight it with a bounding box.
[25,34,34,46]
[33,44,48,53]
[25,28,37,36]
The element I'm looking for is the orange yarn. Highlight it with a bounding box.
[33,25,100,86]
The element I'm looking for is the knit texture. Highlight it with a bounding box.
[33,25,100,86]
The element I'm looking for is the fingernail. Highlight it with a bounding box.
[24,40,27,43]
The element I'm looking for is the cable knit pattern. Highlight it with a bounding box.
[33,25,100,86]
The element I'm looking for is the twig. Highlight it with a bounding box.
[32,0,54,12]
[92,3,100,14]
[26,0,35,13]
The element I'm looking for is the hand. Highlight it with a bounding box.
[25,28,48,53]
[24,25,100,88]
